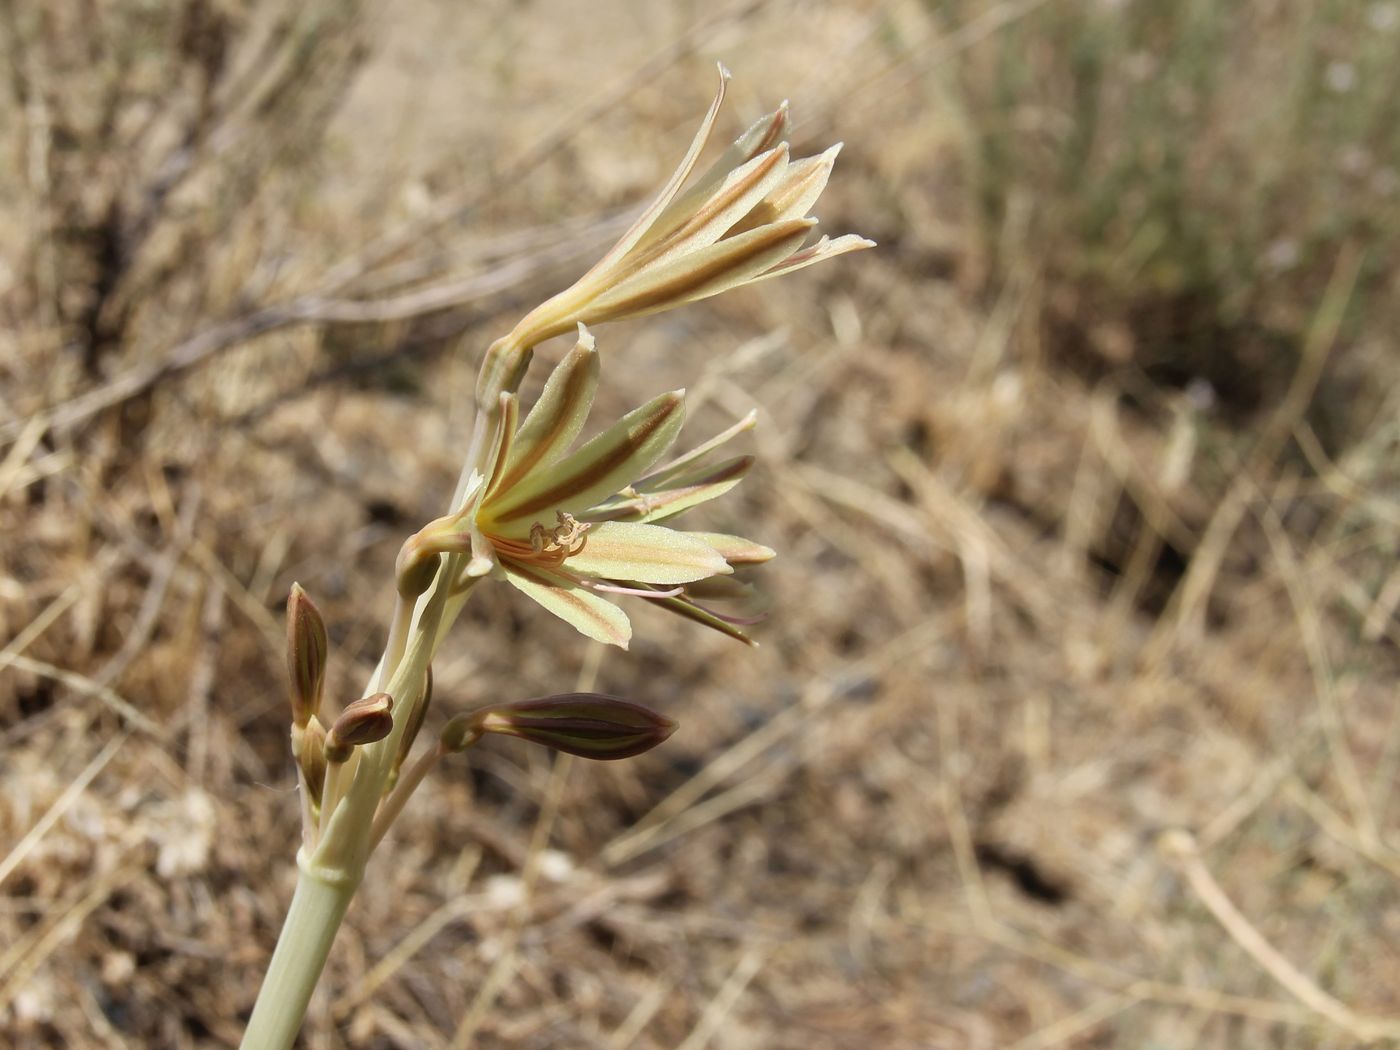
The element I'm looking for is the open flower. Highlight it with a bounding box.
[477,66,874,405]
[402,327,773,649]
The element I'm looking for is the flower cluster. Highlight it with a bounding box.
[442,66,871,646]
[401,327,772,648]
[477,65,873,410]
[250,67,872,1049]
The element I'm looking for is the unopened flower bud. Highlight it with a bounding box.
[450,694,677,761]
[286,583,328,728]
[324,692,394,763]
[395,536,441,600]
[296,716,328,805]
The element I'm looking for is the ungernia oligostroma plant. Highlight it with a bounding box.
[240,66,871,1049]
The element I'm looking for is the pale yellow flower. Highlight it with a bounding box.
[403,327,773,648]
[477,66,874,403]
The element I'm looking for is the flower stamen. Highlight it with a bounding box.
[497,511,592,568]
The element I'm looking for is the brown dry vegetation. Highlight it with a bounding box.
[3,1,1400,1047]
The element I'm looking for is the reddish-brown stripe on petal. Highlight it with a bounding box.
[488,393,683,524]
[502,560,631,648]
[491,338,598,497]
[625,145,790,275]
[587,220,813,324]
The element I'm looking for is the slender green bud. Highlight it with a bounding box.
[447,694,677,761]
[324,692,394,763]
[286,583,328,728]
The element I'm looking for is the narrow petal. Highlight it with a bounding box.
[625,145,792,274]
[565,521,732,584]
[483,390,685,532]
[641,409,756,487]
[503,562,632,648]
[688,531,777,565]
[585,456,753,524]
[583,218,815,326]
[651,592,757,645]
[575,64,730,288]
[491,326,599,498]
[638,101,790,253]
[482,393,519,497]
[749,233,876,283]
[728,143,841,235]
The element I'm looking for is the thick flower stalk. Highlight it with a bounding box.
[240,69,870,1050]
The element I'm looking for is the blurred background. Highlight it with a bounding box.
[3,1,1400,1047]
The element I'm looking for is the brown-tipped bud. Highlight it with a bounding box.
[325,692,394,763]
[296,716,328,806]
[394,666,432,772]
[457,694,677,761]
[286,583,328,728]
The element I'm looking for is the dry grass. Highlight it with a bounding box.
[3,1,1399,1047]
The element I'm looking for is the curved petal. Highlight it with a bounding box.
[639,410,756,487]
[624,145,791,275]
[483,390,685,533]
[649,592,757,645]
[566,522,731,584]
[491,327,599,498]
[584,456,754,524]
[503,561,632,648]
[749,233,876,283]
[583,219,814,326]
[637,99,789,253]
[728,143,842,235]
[688,532,776,565]
[575,63,731,288]
[481,394,519,497]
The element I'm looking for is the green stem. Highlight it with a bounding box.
[240,580,477,1045]
[369,742,443,851]
[240,334,526,1045]
[240,853,361,1050]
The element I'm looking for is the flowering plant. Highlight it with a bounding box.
[241,66,870,1049]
